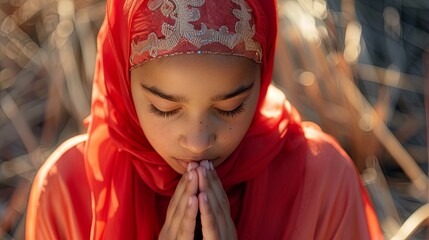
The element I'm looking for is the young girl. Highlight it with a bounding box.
[26,0,383,239]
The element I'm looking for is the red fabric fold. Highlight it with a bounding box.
[73,0,383,239]
[83,0,308,238]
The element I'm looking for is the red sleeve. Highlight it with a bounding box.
[313,161,383,240]
[26,135,92,240]
[295,125,383,240]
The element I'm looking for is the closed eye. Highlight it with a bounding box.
[148,103,246,118]
[148,104,180,118]
[216,103,245,118]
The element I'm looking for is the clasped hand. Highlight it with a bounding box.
[159,160,237,240]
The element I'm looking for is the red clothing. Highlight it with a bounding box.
[26,0,382,238]
[26,117,382,239]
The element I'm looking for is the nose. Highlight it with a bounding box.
[179,120,215,154]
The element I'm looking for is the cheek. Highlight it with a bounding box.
[224,127,245,144]
[140,120,178,160]
[134,104,175,152]
[221,112,255,146]
[140,117,171,143]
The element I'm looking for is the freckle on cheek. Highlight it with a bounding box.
[229,127,232,131]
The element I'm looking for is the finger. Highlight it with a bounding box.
[165,171,189,222]
[201,161,236,239]
[197,163,227,239]
[172,162,199,206]
[197,161,209,191]
[177,195,198,240]
[165,163,198,224]
[206,161,230,212]
[198,161,229,216]
[198,192,220,240]
[167,168,198,234]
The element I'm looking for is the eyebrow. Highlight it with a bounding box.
[141,84,188,102]
[141,82,254,103]
[211,82,254,101]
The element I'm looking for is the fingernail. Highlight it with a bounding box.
[203,167,207,177]
[188,170,194,180]
[210,161,214,170]
[203,193,208,202]
[187,163,192,172]
[205,160,210,170]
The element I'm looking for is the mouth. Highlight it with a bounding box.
[173,157,219,170]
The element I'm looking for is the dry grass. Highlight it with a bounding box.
[0,0,103,238]
[274,0,429,239]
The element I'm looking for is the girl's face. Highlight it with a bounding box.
[130,54,261,174]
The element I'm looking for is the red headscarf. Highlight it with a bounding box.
[84,0,306,238]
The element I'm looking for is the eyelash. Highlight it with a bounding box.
[149,105,180,118]
[216,103,245,117]
[148,104,245,118]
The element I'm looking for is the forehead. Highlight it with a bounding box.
[131,54,260,84]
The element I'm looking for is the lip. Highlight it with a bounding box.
[173,157,219,170]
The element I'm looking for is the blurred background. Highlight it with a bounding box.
[0,0,428,239]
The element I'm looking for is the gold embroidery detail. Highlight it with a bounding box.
[131,0,262,62]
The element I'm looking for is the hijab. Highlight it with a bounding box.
[84,0,307,238]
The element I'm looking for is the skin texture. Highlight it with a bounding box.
[130,54,261,239]
[130,54,261,174]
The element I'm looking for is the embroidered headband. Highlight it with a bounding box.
[130,0,263,68]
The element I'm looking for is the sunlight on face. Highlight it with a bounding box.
[130,54,261,174]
